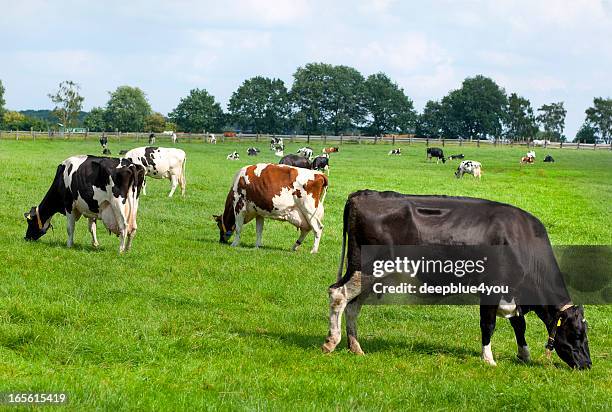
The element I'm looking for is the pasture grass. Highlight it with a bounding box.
[0,139,610,411]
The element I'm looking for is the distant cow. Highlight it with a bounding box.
[24,155,145,253]
[521,156,534,164]
[448,154,465,160]
[279,154,311,169]
[388,148,401,155]
[102,148,112,155]
[321,190,592,370]
[297,147,314,160]
[427,147,446,163]
[214,163,328,253]
[171,132,177,144]
[312,154,330,175]
[526,150,536,159]
[270,137,284,152]
[99,135,108,151]
[124,147,187,197]
[532,139,550,147]
[209,134,217,144]
[148,133,156,145]
[247,147,260,156]
[227,151,240,160]
[322,147,339,154]
[544,155,555,163]
[455,160,482,179]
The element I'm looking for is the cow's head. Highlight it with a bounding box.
[213,215,234,243]
[454,167,461,178]
[23,206,50,241]
[553,305,592,369]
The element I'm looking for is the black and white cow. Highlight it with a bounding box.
[24,156,145,253]
[99,135,108,151]
[270,137,284,152]
[297,147,314,160]
[544,155,555,163]
[448,154,465,160]
[312,154,330,175]
[388,148,401,155]
[427,147,446,163]
[148,133,156,145]
[322,190,592,370]
[279,154,311,169]
[455,160,482,179]
[124,147,187,197]
[227,151,240,160]
[247,147,261,156]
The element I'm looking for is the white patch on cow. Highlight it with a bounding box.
[124,147,186,197]
[482,344,496,366]
[62,155,88,189]
[496,298,520,319]
[253,163,268,177]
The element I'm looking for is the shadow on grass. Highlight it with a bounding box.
[196,238,295,252]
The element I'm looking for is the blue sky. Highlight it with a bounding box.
[1,0,611,138]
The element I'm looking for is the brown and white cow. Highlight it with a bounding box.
[214,163,328,253]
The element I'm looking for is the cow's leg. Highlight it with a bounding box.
[308,217,323,254]
[255,216,264,248]
[292,228,309,251]
[480,305,498,366]
[88,218,99,247]
[509,315,530,362]
[230,213,245,247]
[345,300,364,355]
[168,174,179,197]
[322,271,362,353]
[66,212,77,248]
[142,178,147,196]
[179,163,186,196]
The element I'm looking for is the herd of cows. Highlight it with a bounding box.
[21,136,591,370]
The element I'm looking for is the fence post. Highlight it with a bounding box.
[594,141,597,150]
[340,133,343,145]
[560,140,563,149]
[426,137,429,147]
[392,134,395,145]
[442,137,445,147]
[477,138,480,147]
[577,141,580,150]
[323,134,326,144]
[307,134,310,144]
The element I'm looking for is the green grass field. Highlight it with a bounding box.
[0,139,610,411]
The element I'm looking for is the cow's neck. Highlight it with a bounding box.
[222,190,236,232]
[37,182,64,225]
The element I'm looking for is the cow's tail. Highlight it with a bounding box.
[337,198,349,282]
[180,156,187,193]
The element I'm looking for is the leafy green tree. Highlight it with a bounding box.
[290,63,365,134]
[537,102,566,141]
[363,73,416,135]
[575,123,597,143]
[144,112,167,133]
[0,79,5,122]
[451,75,507,139]
[169,89,224,133]
[503,93,538,141]
[585,97,612,143]
[84,107,107,132]
[228,76,289,134]
[48,80,85,129]
[2,111,47,130]
[104,86,152,132]
[416,100,444,138]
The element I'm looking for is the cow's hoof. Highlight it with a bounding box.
[321,338,338,353]
[482,357,497,366]
[517,346,531,363]
[349,338,364,355]
[310,249,319,254]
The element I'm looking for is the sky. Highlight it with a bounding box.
[1,0,611,139]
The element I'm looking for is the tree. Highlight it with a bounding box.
[0,79,5,122]
[228,76,289,134]
[84,107,107,132]
[585,97,612,144]
[537,102,566,142]
[169,89,224,133]
[363,73,416,135]
[449,75,507,140]
[104,86,152,132]
[144,112,167,133]
[417,100,445,138]
[290,63,365,135]
[503,93,538,141]
[575,123,597,143]
[48,80,85,129]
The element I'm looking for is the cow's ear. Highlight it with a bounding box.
[24,212,31,220]
[212,215,220,221]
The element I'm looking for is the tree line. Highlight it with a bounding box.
[0,64,611,143]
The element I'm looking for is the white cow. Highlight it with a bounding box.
[455,160,482,179]
[526,150,536,159]
[209,133,217,144]
[124,147,187,197]
[171,132,177,144]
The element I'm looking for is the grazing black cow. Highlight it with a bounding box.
[24,156,146,253]
[312,154,330,175]
[427,147,446,163]
[322,190,591,370]
[544,155,555,163]
[247,147,260,156]
[279,154,312,169]
[448,154,465,160]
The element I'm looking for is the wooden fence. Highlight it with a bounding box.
[1,130,611,151]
